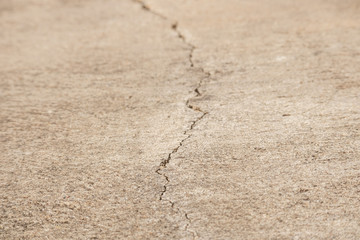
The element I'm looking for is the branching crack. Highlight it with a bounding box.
[132,0,211,238]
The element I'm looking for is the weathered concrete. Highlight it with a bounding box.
[1,0,359,239]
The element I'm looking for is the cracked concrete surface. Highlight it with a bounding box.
[133,2,210,236]
[1,0,360,239]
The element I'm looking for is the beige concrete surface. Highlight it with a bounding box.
[1,0,359,239]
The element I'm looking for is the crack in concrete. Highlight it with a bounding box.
[171,22,195,68]
[132,0,211,238]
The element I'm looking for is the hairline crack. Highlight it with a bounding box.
[132,1,211,238]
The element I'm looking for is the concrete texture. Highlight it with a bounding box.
[1,0,359,239]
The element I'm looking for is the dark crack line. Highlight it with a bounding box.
[155,111,207,200]
[132,0,211,238]
[132,0,166,20]
[171,22,195,67]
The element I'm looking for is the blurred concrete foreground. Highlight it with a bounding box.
[1,0,360,239]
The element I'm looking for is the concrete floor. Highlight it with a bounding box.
[1,0,360,239]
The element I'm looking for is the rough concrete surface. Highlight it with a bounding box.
[0,0,359,239]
